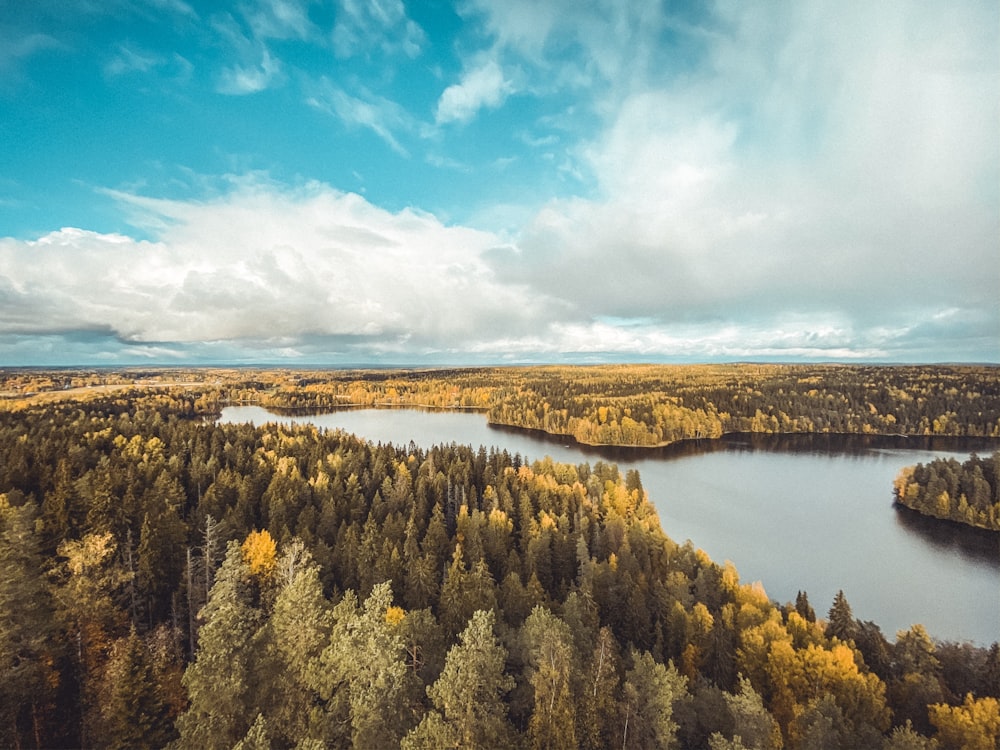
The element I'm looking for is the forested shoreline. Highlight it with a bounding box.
[4,364,999,448]
[1,380,999,749]
[894,451,1000,532]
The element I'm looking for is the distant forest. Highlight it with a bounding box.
[1,367,999,749]
[895,451,1000,531]
[5,363,998,447]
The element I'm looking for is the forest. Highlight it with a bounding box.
[4,364,998,448]
[0,369,999,749]
[894,451,1000,532]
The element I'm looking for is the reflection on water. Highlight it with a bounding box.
[893,504,1000,568]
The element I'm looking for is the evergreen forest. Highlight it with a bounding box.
[894,451,1000,531]
[1,367,999,749]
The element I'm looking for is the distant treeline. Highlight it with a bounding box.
[4,364,999,448]
[224,364,1000,447]
[894,451,1000,531]
[0,389,998,749]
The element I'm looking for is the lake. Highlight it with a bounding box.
[219,405,999,645]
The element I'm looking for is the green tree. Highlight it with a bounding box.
[825,590,856,643]
[317,581,413,749]
[262,540,331,747]
[521,606,578,750]
[882,721,939,750]
[577,626,622,750]
[137,472,187,622]
[54,530,131,747]
[0,497,58,749]
[96,626,176,749]
[621,650,688,749]
[233,713,270,750]
[724,675,783,750]
[175,541,263,750]
[412,609,516,749]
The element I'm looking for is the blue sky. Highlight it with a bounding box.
[1,0,997,365]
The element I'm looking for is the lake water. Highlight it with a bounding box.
[219,405,1000,645]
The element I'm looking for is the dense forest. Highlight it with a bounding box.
[1,381,999,749]
[894,451,1000,532]
[4,363,999,448]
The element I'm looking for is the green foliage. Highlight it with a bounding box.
[521,606,578,749]
[894,451,1000,531]
[317,581,413,748]
[175,541,262,750]
[422,609,516,749]
[622,650,688,749]
[0,497,58,748]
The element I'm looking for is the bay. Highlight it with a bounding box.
[219,405,999,645]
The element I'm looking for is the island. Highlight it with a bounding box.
[894,451,1000,532]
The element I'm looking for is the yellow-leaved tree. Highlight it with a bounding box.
[241,529,277,580]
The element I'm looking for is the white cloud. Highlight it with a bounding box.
[104,44,162,76]
[242,0,315,41]
[436,60,513,124]
[332,0,425,58]
[483,1,999,357]
[307,80,414,155]
[3,176,990,364]
[217,47,283,94]
[0,180,560,354]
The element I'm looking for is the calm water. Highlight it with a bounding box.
[220,406,1000,645]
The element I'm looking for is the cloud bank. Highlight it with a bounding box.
[0,169,994,365]
[0,0,996,364]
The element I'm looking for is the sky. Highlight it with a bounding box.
[0,0,997,366]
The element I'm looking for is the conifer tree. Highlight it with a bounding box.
[411,609,516,749]
[0,498,58,749]
[262,540,331,746]
[825,590,857,643]
[175,540,263,750]
[621,650,688,749]
[317,581,412,749]
[233,713,270,750]
[521,606,578,750]
[97,626,176,749]
[577,625,622,750]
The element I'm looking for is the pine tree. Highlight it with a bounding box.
[54,531,131,746]
[621,650,688,749]
[795,590,816,623]
[265,541,332,747]
[521,606,578,750]
[577,626,622,750]
[96,627,175,749]
[233,713,270,750]
[416,609,516,749]
[175,541,263,750]
[0,498,58,749]
[724,676,782,750]
[825,590,857,643]
[317,581,413,749]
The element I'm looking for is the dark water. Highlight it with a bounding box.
[219,406,1000,645]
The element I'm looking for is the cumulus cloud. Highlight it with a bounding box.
[0,180,563,358]
[2,1,995,364]
[481,1,999,358]
[436,60,513,125]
